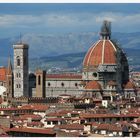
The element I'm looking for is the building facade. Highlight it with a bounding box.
[45,73,82,97]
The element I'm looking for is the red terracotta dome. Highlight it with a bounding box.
[124,81,135,89]
[83,40,117,67]
[85,81,101,90]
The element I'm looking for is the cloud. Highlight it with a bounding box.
[0,12,140,33]
[0,14,42,28]
[95,12,140,28]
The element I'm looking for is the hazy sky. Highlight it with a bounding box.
[0,3,140,37]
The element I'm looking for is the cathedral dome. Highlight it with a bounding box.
[85,81,101,90]
[83,40,117,67]
[82,20,129,90]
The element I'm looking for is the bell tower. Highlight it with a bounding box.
[13,43,29,97]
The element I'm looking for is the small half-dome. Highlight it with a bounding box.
[124,81,135,89]
[85,81,101,90]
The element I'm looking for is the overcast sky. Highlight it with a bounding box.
[0,3,140,37]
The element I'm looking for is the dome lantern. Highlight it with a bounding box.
[100,20,111,40]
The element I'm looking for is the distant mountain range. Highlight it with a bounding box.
[29,48,140,72]
[0,32,140,71]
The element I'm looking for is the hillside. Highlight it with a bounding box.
[29,48,140,72]
[0,32,140,71]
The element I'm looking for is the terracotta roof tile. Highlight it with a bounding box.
[86,122,99,127]
[17,104,49,112]
[85,81,101,90]
[0,107,32,111]
[46,112,62,117]
[127,108,140,113]
[80,113,140,119]
[96,123,122,132]
[19,114,42,120]
[54,123,84,130]
[7,127,55,135]
[46,118,64,121]
[19,105,33,110]
[124,81,135,89]
[0,67,7,81]
[46,73,82,79]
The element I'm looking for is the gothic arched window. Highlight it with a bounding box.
[17,56,20,66]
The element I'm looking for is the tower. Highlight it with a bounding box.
[6,57,13,98]
[35,69,46,98]
[13,43,29,97]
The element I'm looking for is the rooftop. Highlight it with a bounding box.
[85,81,102,90]
[6,127,55,135]
[80,113,140,118]
[0,67,7,81]
[46,73,82,80]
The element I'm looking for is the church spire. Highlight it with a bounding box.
[100,20,111,40]
[7,56,12,75]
